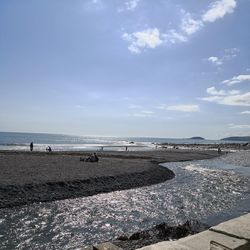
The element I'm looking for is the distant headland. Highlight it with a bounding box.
[221,136,250,142]
[189,136,205,140]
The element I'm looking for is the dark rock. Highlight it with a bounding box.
[117,235,129,241]
[129,232,142,240]
[112,220,209,250]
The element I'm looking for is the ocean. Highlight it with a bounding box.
[0,132,240,152]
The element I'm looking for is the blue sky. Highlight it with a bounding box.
[0,0,250,139]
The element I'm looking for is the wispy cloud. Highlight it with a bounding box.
[85,0,105,11]
[206,86,240,95]
[141,110,154,114]
[123,0,237,53]
[228,123,250,129]
[87,91,103,99]
[208,56,223,65]
[240,110,250,115]
[180,12,203,35]
[222,74,250,86]
[202,71,250,107]
[130,110,154,117]
[224,48,239,59]
[128,104,142,109]
[75,105,85,109]
[207,48,239,66]
[201,90,250,106]
[125,0,140,11]
[166,104,200,112]
[157,104,167,110]
[181,0,237,38]
[122,28,163,53]
[163,29,188,44]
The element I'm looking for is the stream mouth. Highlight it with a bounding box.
[0,151,249,250]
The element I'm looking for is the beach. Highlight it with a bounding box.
[0,149,220,208]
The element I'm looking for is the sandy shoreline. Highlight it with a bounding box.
[0,149,221,208]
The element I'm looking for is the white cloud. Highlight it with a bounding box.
[201,92,250,106]
[166,104,200,112]
[206,86,226,95]
[222,75,250,86]
[221,93,250,106]
[202,0,237,23]
[180,0,237,38]
[208,56,223,65]
[122,28,163,53]
[125,0,140,11]
[240,111,250,115]
[201,95,222,102]
[174,0,237,42]
[181,13,203,35]
[123,0,237,53]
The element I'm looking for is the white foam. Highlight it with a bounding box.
[184,164,218,175]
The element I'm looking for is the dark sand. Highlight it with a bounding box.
[0,149,220,208]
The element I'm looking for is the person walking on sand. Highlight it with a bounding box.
[30,142,33,152]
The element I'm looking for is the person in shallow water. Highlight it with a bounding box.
[80,153,99,162]
[30,142,33,152]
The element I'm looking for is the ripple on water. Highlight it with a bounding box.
[0,151,250,249]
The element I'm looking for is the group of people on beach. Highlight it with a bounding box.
[46,146,52,152]
[80,153,99,162]
[29,142,52,152]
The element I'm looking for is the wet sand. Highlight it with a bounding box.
[0,149,220,208]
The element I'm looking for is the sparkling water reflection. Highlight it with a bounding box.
[0,151,250,249]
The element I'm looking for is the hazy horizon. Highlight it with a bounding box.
[1,130,249,141]
[1,0,250,138]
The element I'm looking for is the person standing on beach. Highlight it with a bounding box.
[30,142,33,152]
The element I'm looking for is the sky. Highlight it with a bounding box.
[0,0,250,139]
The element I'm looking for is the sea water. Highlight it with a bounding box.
[0,150,249,249]
[0,132,241,152]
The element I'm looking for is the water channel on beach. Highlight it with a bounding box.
[0,151,250,249]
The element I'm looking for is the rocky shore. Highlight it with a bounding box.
[112,220,209,250]
[0,149,220,208]
[83,220,209,250]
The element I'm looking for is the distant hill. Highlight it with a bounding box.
[221,136,250,142]
[189,137,205,140]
